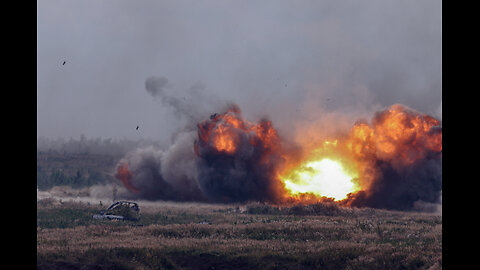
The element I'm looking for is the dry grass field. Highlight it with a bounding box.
[37,197,441,269]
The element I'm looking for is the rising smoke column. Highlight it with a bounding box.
[115,91,441,211]
[113,104,289,203]
[194,104,288,203]
[112,76,223,201]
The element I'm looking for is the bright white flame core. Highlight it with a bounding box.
[283,159,358,201]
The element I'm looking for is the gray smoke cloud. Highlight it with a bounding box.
[37,0,441,141]
[37,1,441,211]
[114,76,223,202]
[144,76,226,133]
[116,94,442,212]
[116,135,205,202]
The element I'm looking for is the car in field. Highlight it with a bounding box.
[93,201,140,221]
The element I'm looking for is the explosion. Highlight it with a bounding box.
[115,103,442,211]
[341,104,442,209]
[193,104,286,203]
[195,104,280,156]
[114,162,139,193]
[282,158,359,201]
[279,138,360,202]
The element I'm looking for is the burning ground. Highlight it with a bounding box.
[115,102,441,212]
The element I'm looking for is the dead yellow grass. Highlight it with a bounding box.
[37,200,442,269]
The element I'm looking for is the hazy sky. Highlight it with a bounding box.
[37,0,441,144]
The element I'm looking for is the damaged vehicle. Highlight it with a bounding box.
[93,201,140,221]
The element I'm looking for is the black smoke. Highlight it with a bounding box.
[347,156,442,211]
[117,80,442,212]
[344,105,442,211]
[194,107,287,203]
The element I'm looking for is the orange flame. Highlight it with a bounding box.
[195,106,280,156]
[114,162,140,193]
[349,104,442,166]
[118,103,441,207]
[278,104,442,203]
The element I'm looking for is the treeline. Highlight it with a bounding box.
[37,135,164,190]
[37,167,112,191]
[37,135,163,157]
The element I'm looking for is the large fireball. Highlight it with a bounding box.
[115,103,441,210]
[279,139,361,202]
[282,158,360,201]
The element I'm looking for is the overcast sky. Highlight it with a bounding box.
[37,0,441,144]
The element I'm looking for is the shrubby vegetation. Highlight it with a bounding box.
[36,136,442,269]
[37,199,442,269]
[37,167,110,190]
[37,135,165,190]
[245,201,346,216]
[37,135,162,157]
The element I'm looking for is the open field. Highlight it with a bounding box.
[37,197,441,269]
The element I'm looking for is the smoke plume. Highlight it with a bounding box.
[145,76,223,125]
[114,77,441,212]
[194,104,287,203]
[342,104,442,210]
[115,135,205,202]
